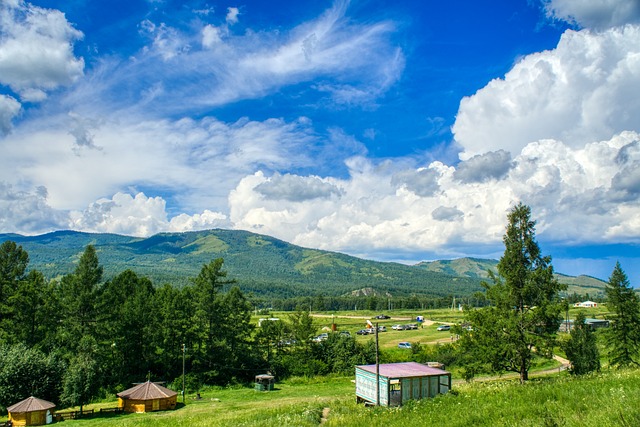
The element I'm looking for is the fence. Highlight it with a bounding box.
[54,409,94,421]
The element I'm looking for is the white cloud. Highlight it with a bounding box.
[68,0,402,116]
[66,192,229,236]
[228,132,640,259]
[202,24,222,48]
[0,182,68,234]
[226,7,240,25]
[0,0,84,99]
[0,95,21,135]
[0,114,320,212]
[544,0,640,29]
[453,25,640,160]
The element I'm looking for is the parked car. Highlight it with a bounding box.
[398,342,412,349]
[378,326,387,332]
[356,329,373,335]
[375,314,391,319]
[406,324,418,330]
[392,324,405,330]
[436,325,451,331]
[313,333,329,342]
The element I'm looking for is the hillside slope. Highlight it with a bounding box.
[415,257,607,296]
[0,230,484,299]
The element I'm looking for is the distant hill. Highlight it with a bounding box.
[415,257,607,297]
[0,230,485,299]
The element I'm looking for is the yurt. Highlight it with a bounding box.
[6,396,55,426]
[117,381,177,413]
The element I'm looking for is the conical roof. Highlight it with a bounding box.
[117,381,177,400]
[7,396,55,413]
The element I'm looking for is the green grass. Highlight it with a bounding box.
[13,369,640,427]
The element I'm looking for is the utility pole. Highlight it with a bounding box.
[182,343,186,404]
[375,322,380,406]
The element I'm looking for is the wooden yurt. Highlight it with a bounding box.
[7,396,55,426]
[117,381,177,413]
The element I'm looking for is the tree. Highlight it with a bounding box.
[563,311,600,375]
[0,343,63,412]
[0,241,29,340]
[57,245,103,347]
[98,270,157,385]
[459,203,565,382]
[192,258,235,382]
[61,336,99,413]
[605,262,640,367]
[6,270,53,347]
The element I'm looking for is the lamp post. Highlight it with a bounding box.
[182,343,186,404]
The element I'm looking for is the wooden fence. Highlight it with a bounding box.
[54,409,94,421]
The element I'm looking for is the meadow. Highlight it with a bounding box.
[13,368,639,427]
[2,307,616,426]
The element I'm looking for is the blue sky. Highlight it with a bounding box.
[0,0,639,285]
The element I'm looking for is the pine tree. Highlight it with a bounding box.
[563,311,600,375]
[605,262,640,367]
[459,203,566,382]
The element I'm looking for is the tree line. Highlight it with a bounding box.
[0,243,375,413]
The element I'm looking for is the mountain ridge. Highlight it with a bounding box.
[0,229,605,298]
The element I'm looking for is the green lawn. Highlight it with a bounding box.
[12,369,640,427]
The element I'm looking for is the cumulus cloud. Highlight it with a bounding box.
[0,182,68,234]
[226,7,240,25]
[454,150,513,183]
[0,0,84,99]
[391,168,440,197]
[453,25,640,160]
[432,206,464,222]
[68,192,228,236]
[202,24,222,48]
[0,95,21,135]
[0,113,322,212]
[229,132,640,259]
[544,0,640,29]
[255,173,343,202]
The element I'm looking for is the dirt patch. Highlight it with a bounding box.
[320,407,330,424]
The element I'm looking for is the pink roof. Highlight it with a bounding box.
[117,381,177,400]
[357,362,449,378]
[7,396,55,413]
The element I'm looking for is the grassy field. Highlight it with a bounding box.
[1,308,612,426]
[8,369,639,427]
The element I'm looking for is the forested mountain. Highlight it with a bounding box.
[0,230,605,299]
[0,230,484,299]
[416,257,607,297]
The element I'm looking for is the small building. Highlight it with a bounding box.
[7,396,55,426]
[355,362,451,407]
[254,374,275,391]
[574,301,598,308]
[117,381,177,413]
[560,318,610,332]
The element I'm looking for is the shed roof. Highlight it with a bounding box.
[357,362,449,378]
[7,396,55,413]
[117,381,178,400]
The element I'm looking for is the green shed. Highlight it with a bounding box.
[355,362,451,406]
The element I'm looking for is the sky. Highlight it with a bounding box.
[1,0,639,285]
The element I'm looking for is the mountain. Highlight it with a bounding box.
[415,257,607,297]
[0,230,485,299]
[0,230,606,299]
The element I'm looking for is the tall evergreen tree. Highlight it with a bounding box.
[0,241,29,340]
[98,270,157,385]
[563,311,600,375]
[58,245,103,349]
[605,262,640,367]
[192,258,235,382]
[459,203,565,382]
